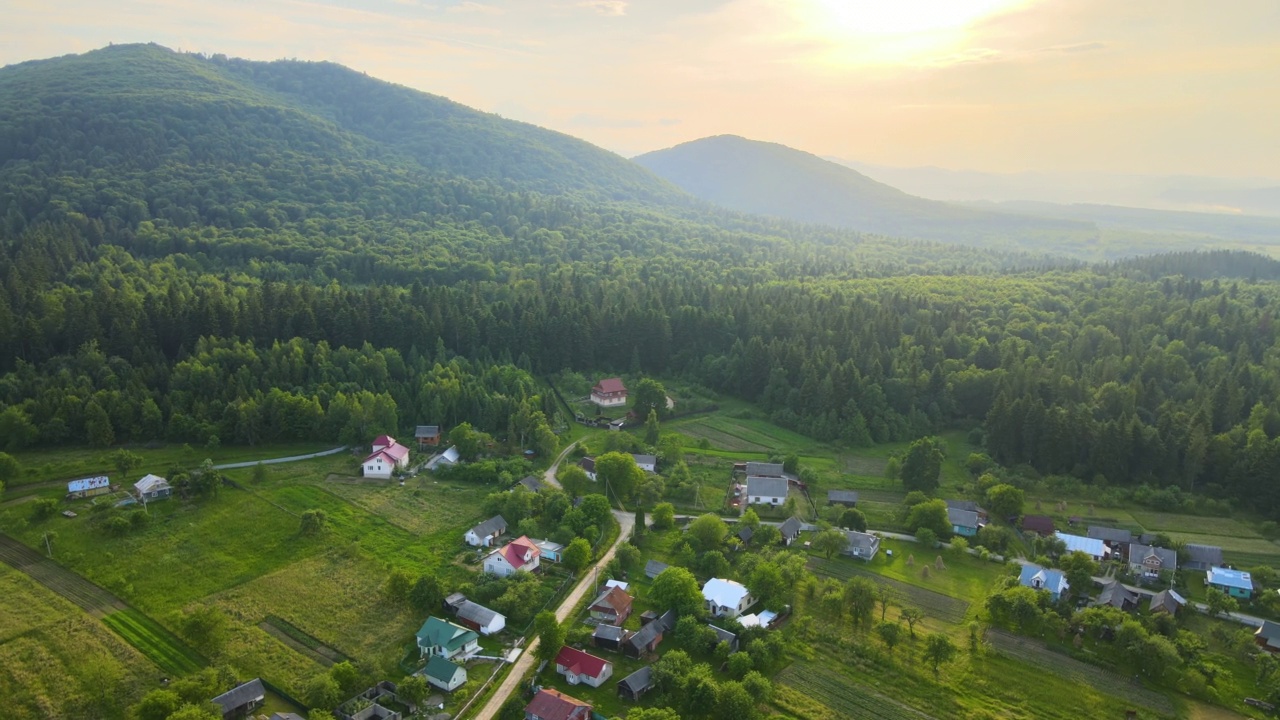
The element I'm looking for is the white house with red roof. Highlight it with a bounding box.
[524,688,592,720]
[362,435,411,479]
[553,646,613,687]
[590,378,628,408]
[483,535,541,577]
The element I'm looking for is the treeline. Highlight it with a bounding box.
[0,337,553,449]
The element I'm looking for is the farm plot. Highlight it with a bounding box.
[1163,532,1280,560]
[0,534,122,615]
[848,488,908,503]
[312,478,488,537]
[1130,512,1262,538]
[808,558,970,624]
[100,609,204,676]
[260,615,348,666]
[776,663,938,720]
[843,455,890,476]
[987,630,1176,717]
[676,422,769,452]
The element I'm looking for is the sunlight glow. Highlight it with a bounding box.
[798,0,1034,66]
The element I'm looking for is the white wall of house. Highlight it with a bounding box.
[748,494,784,505]
[363,457,394,479]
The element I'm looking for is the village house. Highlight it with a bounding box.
[525,688,592,720]
[1093,580,1140,611]
[484,536,541,577]
[211,678,265,720]
[1088,526,1135,558]
[708,624,739,652]
[1207,567,1254,599]
[644,559,669,580]
[1256,621,1280,653]
[455,600,506,635]
[845,530,880,561]
[617,665,655,702]
[443,592,468,614]
[746,476,788,506]
[1021,515,1056,536]
[416,616,479,660]
[827,490,859,507]
[605,579,629,591]
[517,475,545,493]
[702,577,755,618]
[1185,543,1225,571]
[779,517,803,546]
[592,623,627,652]
[737,525,754,545]
[946,499,988,524]
[1055,532,1107,562]
[1127,543,1178,580]
[134,473,172,502]
[424,655,467,692]
[631,454,657,473]
[624,610,675,658]
[426,446,460,471]
[579,457,597,481]
[534,538,565,562]
[465,515,508,548]
[745,461,786,477]
[589,586,633,626]
[554,646,613,687]
[591,377,628,407]
[1019,564,1069,601]
[948,507,980,537]
[415,425,441,448]
[67,476,110,499]
[1149,589,1186,615]
[362,435,410,479]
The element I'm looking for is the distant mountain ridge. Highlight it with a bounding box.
[633,135,1096,246]
[0,43,687,205]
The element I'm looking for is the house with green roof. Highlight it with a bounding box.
[424,655,467,692]
[416,616,479,660]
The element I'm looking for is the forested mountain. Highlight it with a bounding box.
[634,134,1098,250]
[4,44,1280,517]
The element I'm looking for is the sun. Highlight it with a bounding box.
[797,0,1033,66]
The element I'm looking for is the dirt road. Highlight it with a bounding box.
[469,509,635,720]
[541,440,579,490]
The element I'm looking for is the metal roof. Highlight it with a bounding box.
[746,476,788,498]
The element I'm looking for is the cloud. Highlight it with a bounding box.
[578,0,627,16]
[1038,41,1107,53]
[447,1,503,14]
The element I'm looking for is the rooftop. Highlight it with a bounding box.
[947,507,979,529]
[593,377,626,394]
[702,577,750,609]
[746,476,789,498]
[469,515,507,538]
[745,462,786,477]
[827,490,859,503]
[525,688,591,720]
[555,646,610,678]
[1056,532,1106,557]
[1207,566,1254,591]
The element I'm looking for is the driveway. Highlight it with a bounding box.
[212,446,348,470]
[470,509,635,720]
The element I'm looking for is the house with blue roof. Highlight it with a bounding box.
[1207,567,1254,599]
[1055,532,1106,561]
[1018,564,1070,601]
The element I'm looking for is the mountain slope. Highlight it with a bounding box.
[0,43,686,204]
[634,135,1094,245]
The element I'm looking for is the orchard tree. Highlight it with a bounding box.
[562,537,593,573]
[632,379,668,418]
[1058,551,1099,597]
[382,569,413,604]
[984,484,1025,521]
[595,451,644,501]
[901,607,924,637]
[533,611,566,664]
[813,528,849,559]
[652,502,676,530]
[644,409,661,446]
[409,574,443,613]
[687,513,728,551]
[839,507,867,531]
[906,499,951,537]
[650,567,704,617]
[110,449,143,483]
[923,632,958,675]
[900,437,944,493]
[300,509,328,535]
[876,620,902,654]
[558,464,591,499]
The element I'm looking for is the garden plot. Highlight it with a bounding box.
[808,558,971,624]
[776,663,938,720]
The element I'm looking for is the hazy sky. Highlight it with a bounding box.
[4,0,1279,177]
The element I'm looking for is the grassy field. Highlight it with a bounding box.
[100,609,204,676]
[1129,512,1263,539]
[0,564,157,720]
[6,443,336,489]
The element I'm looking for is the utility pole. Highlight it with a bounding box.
[43,531,52,558]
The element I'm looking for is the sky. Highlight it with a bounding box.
[3,0,1279,178]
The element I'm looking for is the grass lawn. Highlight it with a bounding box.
[1129,512,1263,539]
[0,564,157,720]
[839,539,1015,606]
[100,608,204,675]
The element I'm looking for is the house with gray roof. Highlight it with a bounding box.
[1185,544,1224,571]
[517,475,544,493]
[746,476,788,506]
[631,454,657,472]
[1256,620,1280,653]
[617,665,655,701]
[708,624,739,652]
[947,507,980,537]
[211,678,265,720]
[1093,580,1139,611]
[593,623,627,652]
[624,609,675,658]
[1127,543,1177,579]
[845,530,880,561]
[745,462,786,477]
[1149,589,1186,615]
[779,517,803,545]
[456,600,506,635]
[464,515,508,548]
[645,559,669,579]
[946,499,987,523]
[827,490,859,506]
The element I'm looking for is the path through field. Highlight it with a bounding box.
[541,440,578,490]
[808,557,971,624]
[213,445,348,469]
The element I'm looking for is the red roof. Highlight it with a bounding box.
[555,646,610,679]
[525,688,591,720]
[500,536,541,570]
[1022,515,1056,535]
[591,586,633,616]
[363,441,409,464]
[593,377,626,394]
[373,434,395,448]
